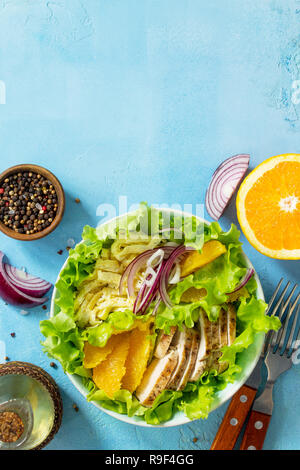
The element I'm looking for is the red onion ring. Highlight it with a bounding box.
[133,281,147,313]
[119,246,175,297]
[151,295,162,316]
[168,262,181,285]
[159,245,194,309]
[205,154,250,220]
[4,263,52,297]
[146,249,165,269]
[227,268,254,294]
[120,243,195,315]
[0,251,49,307]
[134,261,165,314]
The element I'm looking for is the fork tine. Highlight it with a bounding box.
[278,293,300,353]
[265,278,284,315]
[264,282,291,352]
[270,281,291,317]
[282,284,298,312]
[262,280,285,353]
[286,303,300,353]
[270,285,299,347]
[270,299,286,348]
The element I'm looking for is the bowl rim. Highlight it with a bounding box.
[0,164,65,241]
[50,207,265,427]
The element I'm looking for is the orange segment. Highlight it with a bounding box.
[92,332,131,398]
[237,154,300,259]
[122,326,152,393]
[83,335,120,369]
[180,240,227,277]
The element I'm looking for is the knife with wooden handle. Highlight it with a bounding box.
[210,356,263,450]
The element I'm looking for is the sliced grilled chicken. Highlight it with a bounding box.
[137,305,237,405]
[210,317,220,351]
[167,327,194,390]
[227,304,236,346]
[208,306,235,374]
[192,358,208,380]
[208,350,228,374]
[189,309,213,381]
[207,308,230,374]
[135,348,178,407]
[176,329,200,391]
[211,307,230,350]
[154,326,177,359]
[218,308,228,349]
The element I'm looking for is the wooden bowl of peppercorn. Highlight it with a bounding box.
[0,164,65,241]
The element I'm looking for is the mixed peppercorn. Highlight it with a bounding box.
[0,411,24,443]
[0,171,58,235]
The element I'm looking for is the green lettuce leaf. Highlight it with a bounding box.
[144,390,183,425]
[86,309,152,347]
[40,228,103,374]
[87,389,146,417]
[220,296,281,367]
[178,383,215,420]
[40,311,88,375]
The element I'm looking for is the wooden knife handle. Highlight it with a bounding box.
[211,384,257,450]
[240,410,271,450]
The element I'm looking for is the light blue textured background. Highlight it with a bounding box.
[0,0,300,450]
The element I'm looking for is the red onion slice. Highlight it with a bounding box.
[205,154,250,220]
[0,252,49,307]
[133,281,147,313]
[119,246,176,297]
[159,245,194,309]
[120,243,194,315]
[134,261,165,314]
[227,268,254,294]
[146,249,165,269]
[119,249,155,297]
[4,264,52,297]
[144,266,157,287]
[168,262,181,285]
[151,295,162,316]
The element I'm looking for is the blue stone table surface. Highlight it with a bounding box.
[0,0,300,450]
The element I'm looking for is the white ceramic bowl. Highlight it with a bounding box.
[50,208,265,427]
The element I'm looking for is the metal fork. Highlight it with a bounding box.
[211,278,299,450]
[240,293,300,450]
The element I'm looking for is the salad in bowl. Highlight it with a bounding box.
[40,204,280,426]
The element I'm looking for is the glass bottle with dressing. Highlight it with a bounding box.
[0,362,62,450]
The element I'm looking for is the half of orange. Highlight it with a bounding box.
[237,154,300,259]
